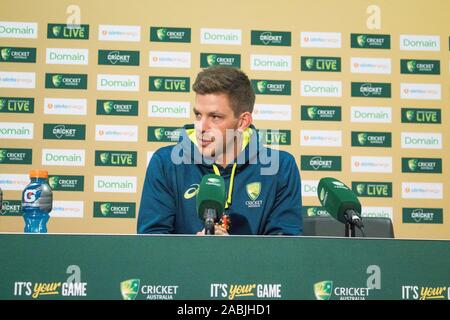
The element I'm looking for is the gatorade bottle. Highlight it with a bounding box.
[21,170,53,233]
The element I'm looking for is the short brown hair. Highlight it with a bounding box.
[193,66,255,116]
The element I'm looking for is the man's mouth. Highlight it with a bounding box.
[198,136,214,148]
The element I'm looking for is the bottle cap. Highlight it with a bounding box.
[29,170,48,179]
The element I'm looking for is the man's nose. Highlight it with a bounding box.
[197,117,210,133]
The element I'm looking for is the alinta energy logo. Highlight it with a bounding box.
[184,184,199,200]
[150,27,191,42]
[251,80,291,95]
[149,76,190,92]
[401,59,440,74]
[98,50,139,66]
[0,47,36,63]
[47,23,89,39]
[351,33,391,49]
[200,53,241,68]
[96,100,138,116]
[13,265,88,299]
[120,279,179,300]
[251,30,291,46]
[402,157,442,173]
[301,105,341,121]
[301,56,341,72]
[351,82,391,98]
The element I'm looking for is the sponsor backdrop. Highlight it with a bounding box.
[0,0,448,238]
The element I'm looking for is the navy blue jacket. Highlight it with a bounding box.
[137,125,303,235]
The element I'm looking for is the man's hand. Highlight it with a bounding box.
[196,224,229,236]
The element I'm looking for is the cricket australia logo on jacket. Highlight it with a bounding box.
[245,182,262,208]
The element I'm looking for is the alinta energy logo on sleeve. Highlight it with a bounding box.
[45,98,86,115]
[250,54,291,71]
[95,150,137,167]
[150,27,191,43]
[0,97,34,113]
[0,71,35,89]
[97,74,139,91]
[400,59,440,75]
[43,123,86,140]
[402,182,443,199]
[351,106,392,123]
[301,32,341,48]
[45,73,87,90]
[401,132,442,149]
[96,100,138,116]
[351,156,392,173]
[200,28,241,45]
[300,155,342,171]
[301,81,342,97]
[257,129,291,145]
[46,48,88,65]
[149,51,191,68]
[301,56,341,72]
[402,208,443,224]
[41,149,85,166]
[351,82,391,98]
[251,80,291,95]
[0,122,33,139]
[149,76,190,92]
[95,125,138,142]
[302,206,329,217]
[350,34,391,49]
[301,105,341,121]
[400,35,440,51]
[0,47,36,63]
[48,175,84,191]
[99,25,141,42]
[352,182,392,198]
[400,83,441,100]
[200,53,241,68]
[251,30,291,46]
[300,130,342,147]
[147,126,181,142]
[402,157,442,173]
[252,104,291,121]
[0,148,32,165]
[94,176,137,193]
[47,23,89,39]
[1,200,22,216]
[0,21,37,39]
[401,108,441,124]
[98,50,139,66]
[93,202,136,218]
[148,101,190,118]
[351,131,392,147]
[350,57,391,74]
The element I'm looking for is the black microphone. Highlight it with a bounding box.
[317,177,364,231]
[196,174,226,235]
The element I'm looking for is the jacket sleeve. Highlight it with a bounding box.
[137,151,176,234]
[263,153,303,235]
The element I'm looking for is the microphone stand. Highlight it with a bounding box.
[204,208,216,235]
[345,222,356,237]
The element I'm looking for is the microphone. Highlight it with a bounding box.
[196,174,226,235]
[317,177,364,231]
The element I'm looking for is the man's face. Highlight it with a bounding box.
[194,93,240,158]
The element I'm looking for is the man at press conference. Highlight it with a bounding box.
[137,66,302,235]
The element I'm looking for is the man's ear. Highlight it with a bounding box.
[238,111,252,131]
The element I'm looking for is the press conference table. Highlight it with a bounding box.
[1,233,449,300]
